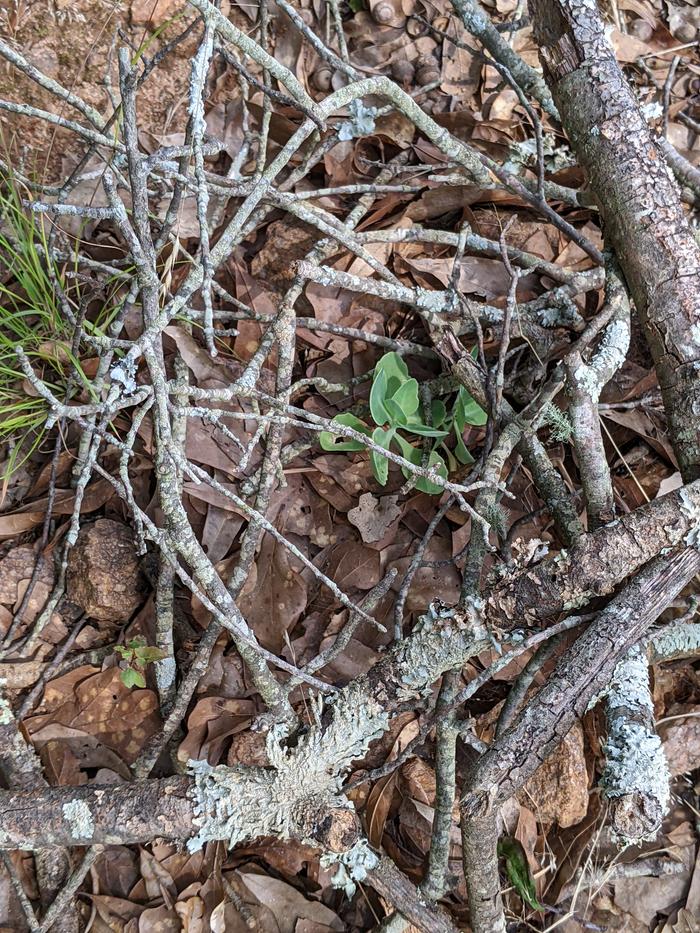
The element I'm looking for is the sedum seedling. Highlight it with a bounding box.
[319,352,486,494]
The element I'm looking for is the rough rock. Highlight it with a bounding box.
[66,520,145,621]
[518,721,589,828]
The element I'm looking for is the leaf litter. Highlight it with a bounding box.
[0,0,699,928]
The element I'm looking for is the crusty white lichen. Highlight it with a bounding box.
[62,799,95,840]
[572,317,630,402]
[649,621,700,663]
[320,839,378,897]
[604,645,654,714]
[187,688,389,853]
[601,721,670,812]
[678,485,700,548]
[0,678,12,726]
[598,645,670,839]
[155,656,177,695]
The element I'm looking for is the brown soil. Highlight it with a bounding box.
[0,0,199,183]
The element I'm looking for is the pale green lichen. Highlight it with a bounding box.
[678,485,700,548]
[187,690,389,853]
[320,839,378,897]
[601,721,670,814]
[598,645,670,840]
[0,678,12,726]
[649,621,700,663]
[62,799,95,840]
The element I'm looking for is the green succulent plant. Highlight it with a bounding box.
[319,351,487,494]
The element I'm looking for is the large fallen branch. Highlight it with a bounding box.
[529,0,700,481]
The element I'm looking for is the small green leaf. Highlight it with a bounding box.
[413,451,447,495]
[431,399,447,428]
[454,423,475,465]
[134,646,168,664]
[442,444,458,473]
[391,378,420,418]
[498,838,544,912]
[369,368,391,425]
[395,439,446,495]
[348,0,363,10]
[120,667,146,689]
[457,387,487,426]
[403,422,449,438]
[384,396,407,425]
[375,352,410,397]
[319,413,370,451]
[369,425,394,486]
[114,645,132,659]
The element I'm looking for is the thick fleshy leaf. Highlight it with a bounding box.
[375,351,410,398]
[384,396,408,425]
[402,422,449,438]
[319,413,370,451]
[457,386,487,426]
[431,399,447,428]
[369,425,394,486]
[415,451,447,495]
[454,423,475,464]
[369,368,391,425]
[391,378,420,418]
[395,438,447,495]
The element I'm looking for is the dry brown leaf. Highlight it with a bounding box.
[238,531,307,653]
[238,872,343,933]
[0,480,113,539]
[26,668,161,763]
[347,492,402,545]
[177,696,255,765]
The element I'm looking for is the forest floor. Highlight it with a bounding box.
[1,0,700,931]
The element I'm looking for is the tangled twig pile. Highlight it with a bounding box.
[1,0,700,930]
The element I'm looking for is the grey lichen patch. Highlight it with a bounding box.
[155,656,177,694]
[0,677,13,725]
[62,799,95,840]
[187,690,389,853]
[338,100,377,141]
[0,692,12,726]
[650,621,700,662]
[396,600,488,700]
[605,645,653,714]
[320,839,378,897]
[599,645,670,841]
[678,485,700,548]
[601,721,670,818]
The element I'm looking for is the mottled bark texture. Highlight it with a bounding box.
[0,777,193,848]
[529,0,700,481]
[368,858,461,933]
[486,478,700,628]
[462,546,700,818]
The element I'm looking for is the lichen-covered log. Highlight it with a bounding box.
[462,546,700,819]
[599,645,670,843]
[0,609,489,854]
[486,479,700,627]
[0,777,193,849]
[529,0,700,481]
